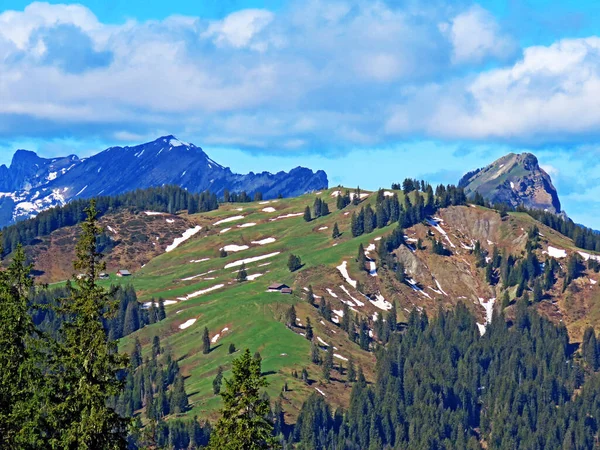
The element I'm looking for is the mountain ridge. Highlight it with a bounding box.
[0,135,328,227]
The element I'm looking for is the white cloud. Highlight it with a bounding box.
[441,5,516,64]
[203,9,275,50]
[3,1,600,153]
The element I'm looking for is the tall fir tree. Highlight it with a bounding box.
[49,200,130,448]
[203,327,211,354]
[209,349,279,449]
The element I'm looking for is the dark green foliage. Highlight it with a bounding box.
[203,327,211,354]
[332,222,340,239]
[431,238,451,256]
[287,254,302,272]
[305,317,314,341]
[229,343,236,354]
[313,197,329,218]
[323,346,334,382]
[303,206,312,222]
[306,285,315,305]
[48,200,130,447]
[220,248,228,258]
[213,367,224,395]
[292,303,597,450]
[236,263,247,282]
[565,253,583,288]
[222,190,263,204]
[152,335,161,358]
[357,243,366,272]
[347,356,356,383]
[319,297,332,322]
[311,341,321,365]
[2,185,218,256]
[209,349,279,449]
[286,305,297,328]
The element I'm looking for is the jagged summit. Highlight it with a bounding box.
[459,152,562,214]
[0,136,328,227]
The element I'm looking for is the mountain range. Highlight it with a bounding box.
[0,136,328,227]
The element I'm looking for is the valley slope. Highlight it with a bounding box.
[50,186,598,423]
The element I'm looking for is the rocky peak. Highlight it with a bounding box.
[459,152,562,214]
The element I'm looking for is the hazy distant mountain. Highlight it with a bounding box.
[0,136,328,227]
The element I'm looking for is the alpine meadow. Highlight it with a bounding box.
[3,1,600,449]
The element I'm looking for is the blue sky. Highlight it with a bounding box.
[1,1,600,229]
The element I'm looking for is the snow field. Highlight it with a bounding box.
[336,261,357,287]
[179,318,196,329]
[177,284,225,301]
[224,252,281,269]
[213,215,244,226]
[166,226,202,252]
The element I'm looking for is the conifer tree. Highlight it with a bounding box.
[286,305,297,328]
[152,335,161,358]
[301,368,309,384]
[323,346,334,382]
[332,222,340,239]
[347,356,356,383]
[229,343,236,354]
[313,198,322,218]
[357,243,366,271]
[209,349,279,449]
[203,327,211,354]
[213,366,224,395]
[311,341,321,365]
[158,297,166,321]
[49,200,130,448]
[0,245,46,448]
[237,263,248,282]
[287,254,302,272]
[306,285,315,305]
[170,373,189,414]
[303,206,312,222]
[305,317,313,340]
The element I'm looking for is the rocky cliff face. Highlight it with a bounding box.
[459,153,562,214]
[0,136,328,227]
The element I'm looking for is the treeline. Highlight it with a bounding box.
[2,185,219,255]
[29,283,165,340]
[289,303,600,449]
[222,189,279,203]
[350,184,466,238]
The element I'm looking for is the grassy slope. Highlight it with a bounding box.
[77,188,600,422]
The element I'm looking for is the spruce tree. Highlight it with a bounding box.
[213,366,224,395]
[170,373,189,414]
[306,285,315,305]
[347,356,356,382]
[303,206,312,222]
[0,245,46,448]
[209,349,279,449]
[305,317,314,340]
[203,327,211,354]
[158,297,166,321]
[323,346,334,383]
[49,200,130,448]
[311,341,321,365]
[237,263,248,282]
[332,222,340,239]
[286,305,297,328]
[229,343,236,354]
